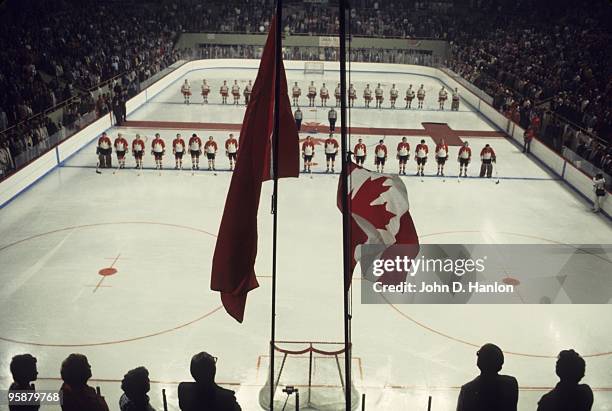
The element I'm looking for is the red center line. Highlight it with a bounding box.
[93,254,121,293]
[92,276,106,293]
[109,253,121,268]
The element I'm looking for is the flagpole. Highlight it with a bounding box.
[270,0,283,410]
[338,0,352,410]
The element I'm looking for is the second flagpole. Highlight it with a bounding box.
[338,0,353,410]
[270,0,283,410]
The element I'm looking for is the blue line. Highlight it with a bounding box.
[1,133,107,209]
[0,165,59,209]
[60,164,557,181]
[503,137,611,221]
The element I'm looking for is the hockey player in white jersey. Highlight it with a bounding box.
[438,86,448,110]
[181,80,191,104]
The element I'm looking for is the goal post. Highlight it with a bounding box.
[258,341,360,411]
[304,61,325,76]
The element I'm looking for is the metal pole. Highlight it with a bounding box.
[338,0,352,410]
[270,1,284,410]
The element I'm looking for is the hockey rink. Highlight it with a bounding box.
[1,64,611,411]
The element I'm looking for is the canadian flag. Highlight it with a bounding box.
[337,163,420,286]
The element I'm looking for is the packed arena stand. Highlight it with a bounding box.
[0,0,611,182]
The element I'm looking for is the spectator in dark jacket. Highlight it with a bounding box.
[456,343,518,411]
[9,354,39,411]
[178,352,241,411]
[119,367,156,411]
[537,350,593,411]
[60,354,109,411]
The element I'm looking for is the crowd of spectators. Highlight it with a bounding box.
[0,0,183,177]
[1,0,610,178]
[7,345,594,410]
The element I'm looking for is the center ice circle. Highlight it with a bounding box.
[0,222,222,347]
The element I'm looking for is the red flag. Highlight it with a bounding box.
[211,17,299,322]
[338,163,419,288]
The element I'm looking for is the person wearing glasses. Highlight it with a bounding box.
[178,352,241,411]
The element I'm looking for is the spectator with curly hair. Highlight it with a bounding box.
[120,366,156,411]
[537,349,593,411]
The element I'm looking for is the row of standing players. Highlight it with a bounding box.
[180,79,461,110]
[301,136,496,177]
[95,132,238,171]
[96,131,497,178]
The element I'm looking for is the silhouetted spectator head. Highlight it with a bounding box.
[190,352,216,385]
[10,354,38,386]
[122,367,151,398]
[476,343,504,375]
[555,349,585,384]
[61,354,92,387]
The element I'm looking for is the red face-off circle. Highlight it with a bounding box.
[98,267,118,276]
[502,277,521,286]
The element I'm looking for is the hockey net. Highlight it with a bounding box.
[258,341,360,411]
[304,61,325,75]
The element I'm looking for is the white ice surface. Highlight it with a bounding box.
[1,65,611,411]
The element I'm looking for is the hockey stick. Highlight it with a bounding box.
[95,159,102,174]
[494,162,500,184]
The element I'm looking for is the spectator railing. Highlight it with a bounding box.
[562,147,611,191]
[0,61,188,182]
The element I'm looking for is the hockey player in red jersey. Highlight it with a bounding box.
[457,141,472,177]
[181,79,191,105]
[204,136,218,171]
[172,133,186,170]
[188,133,202,170]
[132,134,145,170]
[324,133,339,173]
[374,139,388,172]
[435,138,449,176]
[479,144,496,178]
[231,80,240,105]
[415,139,429,176]
[151,133,166,170]
[114,133,129,169]
[225,133,239,171]
[302,136,315,173]
[201,80,210,104]
[220,81,229,104]
[354,138,366,165]
[97,132,112,169]
[397,137,410,175]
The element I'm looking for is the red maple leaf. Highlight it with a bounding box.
[351,176,396,231]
